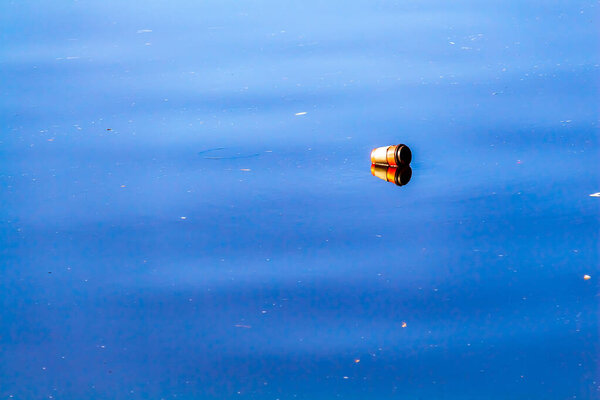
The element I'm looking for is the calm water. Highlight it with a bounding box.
[1,1,599,399]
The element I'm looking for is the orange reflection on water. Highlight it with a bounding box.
[370,164,412,187]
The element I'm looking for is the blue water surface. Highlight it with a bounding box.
[1,1,599,399]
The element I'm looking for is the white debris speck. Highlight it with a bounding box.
[180,216,187,220]
[589,193,600,197]
[295,112,307,116]
[137,29,152,33]
[240,169,251,172]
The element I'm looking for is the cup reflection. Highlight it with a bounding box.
[371,164,412,186]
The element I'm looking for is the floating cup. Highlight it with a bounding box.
[370,144,412,166]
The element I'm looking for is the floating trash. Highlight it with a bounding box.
[370,144,412,187]
[370,144,411,166]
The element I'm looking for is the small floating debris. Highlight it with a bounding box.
[198,147,225,155]
[589,193,600,197]
[401,322,407,328]
[199,147,260,160]
[295,112,307,116]
[584,274,591,280]
[137,29,152,33]
[180,216,187,220]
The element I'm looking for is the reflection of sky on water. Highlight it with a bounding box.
[1,1,598,399]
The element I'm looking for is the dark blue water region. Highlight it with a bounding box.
[1,0,599,399]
